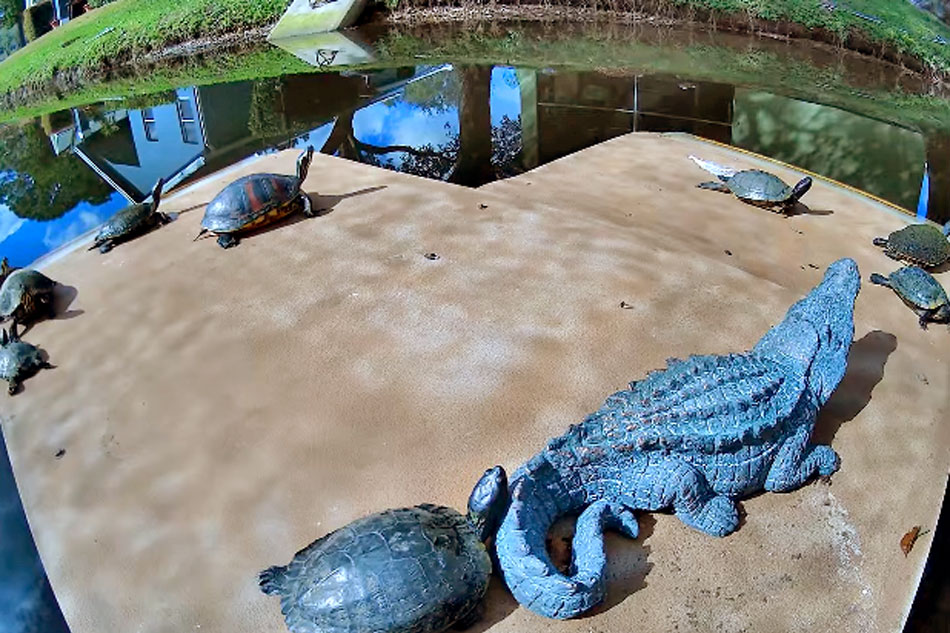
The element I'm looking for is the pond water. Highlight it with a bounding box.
[0,24,948,633]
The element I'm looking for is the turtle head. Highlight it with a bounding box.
[467,465,509,542]
[1,257,9,277]
[150,178,166,209]
[791,176,812,202]
[296,146,315,183]
[942,221,950,238]
[0,328,7,346]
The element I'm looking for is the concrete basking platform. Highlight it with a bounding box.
[2,132,947,633]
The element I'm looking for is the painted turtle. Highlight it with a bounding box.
[196,146,316,249]
[872,222,950,268]
[89,179,169,253]
[259,466,509,633]
[871,266,949,329]
[0,268,57,328]
[0,324,53,395]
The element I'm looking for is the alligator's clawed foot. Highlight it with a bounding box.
[679,495,739,537]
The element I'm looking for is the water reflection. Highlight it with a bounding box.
[0,64,941,263]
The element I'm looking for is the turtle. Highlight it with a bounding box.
[259,465,509,633]
[0,324,54,395]
[0,257,18,286]
[89,178,169,253]
[870,266,950,329]
[0,268,57,329]
[872,222,950,268]
[697,169,812,211]
[195,146,316,249]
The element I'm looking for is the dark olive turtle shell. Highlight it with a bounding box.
[201,173,301,234]
[0,336,48,394]
[95,202,156,242]
[726,170,793,203]
[0,269,56,321]
[884,266,949,310]
[260,504,491,633]
[878,224,950,267]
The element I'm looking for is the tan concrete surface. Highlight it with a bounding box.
[2,132,947,633]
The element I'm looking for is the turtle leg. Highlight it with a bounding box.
[8,378,20,396]
[99,241,114,254]
[697,181,731,193]
[299,193,316,218]
[217,234,239,249]
[917,309,933,331]
[452,603,484,630]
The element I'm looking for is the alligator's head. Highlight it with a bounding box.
[755,258,860,406]
[467,465,509,542]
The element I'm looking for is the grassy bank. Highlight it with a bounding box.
[1,0,950,108]
[3,20,950,136]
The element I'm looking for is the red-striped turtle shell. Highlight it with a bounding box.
[201,172,302,235]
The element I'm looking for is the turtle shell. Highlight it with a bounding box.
[885,266,949,310]
[0,269,56,320]
[95,202,155,242]
[880,224,950,267]
[726,170,793,203]
[0,339,45,384]
[576,352,807,453]
[201,173,301,234]
[261,504,491,633]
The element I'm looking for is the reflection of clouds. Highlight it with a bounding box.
[354,99,458,151]
[293,121,334,152]
[0,204,25,247]
[42,210,104,250]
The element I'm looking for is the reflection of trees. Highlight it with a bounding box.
[0,121,112,221]
[321,66,523,186]
[732,92,925,211]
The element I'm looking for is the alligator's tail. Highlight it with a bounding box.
[496,457,633,620]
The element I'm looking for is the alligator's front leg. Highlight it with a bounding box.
[765,423,840,492]
[627,458,739,537]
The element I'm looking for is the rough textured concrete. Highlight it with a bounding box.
[2,132,947,633]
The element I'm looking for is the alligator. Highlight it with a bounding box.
[495,258,861,619]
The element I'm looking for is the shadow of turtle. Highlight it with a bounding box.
[196,186,387,247]
[813,330,897,445]
[466,575,518,633]
[787,201,833,217]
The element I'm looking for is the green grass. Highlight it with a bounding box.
[0,0,289,97]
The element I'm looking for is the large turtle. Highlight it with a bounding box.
[196,146,316,249]
[0,268,57,328]
[690,155,811,211]
[698,170,812,210]
[872,222,950,268]
[0,324,53,395]
[89,179,169,253]
[259,466,509,633]
[870,266,949,329]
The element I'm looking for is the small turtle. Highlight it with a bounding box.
[870,266,950,329]
[89,179,169,253]
[0,257,18,286]
[872,222,950,268]
[0,325,53,395]
[0,268,57,328]
[196,146,316,249]
[259,466,509,633]
[698,170,812,211]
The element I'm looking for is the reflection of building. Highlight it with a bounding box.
[520,71,734,169]
[24,0,86,26]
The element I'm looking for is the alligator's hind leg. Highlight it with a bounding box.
[765,423,840,492]
[628,458,739,537]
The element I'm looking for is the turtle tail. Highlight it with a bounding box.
[86,240,102,251]
[193,229,209,242]
[258,565,288,596]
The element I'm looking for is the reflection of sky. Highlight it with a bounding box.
[354,95,459,160]
[491,66,522,124]
[0,192,126,267]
